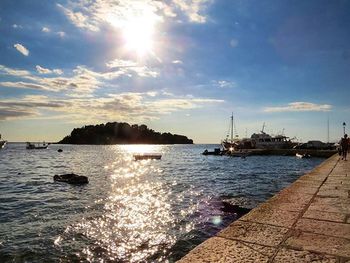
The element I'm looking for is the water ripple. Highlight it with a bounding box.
[0,144,324,262]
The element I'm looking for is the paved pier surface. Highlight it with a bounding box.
[178,155,350,262]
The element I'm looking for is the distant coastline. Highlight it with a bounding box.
[58,122,193,145]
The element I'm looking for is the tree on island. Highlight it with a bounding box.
[58,122,193,144]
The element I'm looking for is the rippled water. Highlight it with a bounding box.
[0,144,324,262]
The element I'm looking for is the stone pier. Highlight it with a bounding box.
[178,155,350,262]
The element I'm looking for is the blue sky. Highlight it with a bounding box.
[0,0,349,143]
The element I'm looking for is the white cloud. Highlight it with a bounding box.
[0,95,69,120]
[58,0,213,33]
[106,58,159,78]
[173,0,212,23]
[0,81,48,91]
[230,38,238,48]
[0,92,223,122]
[106,59,137,68]
[36,65,52,74]
[213,80,236,88]
[53,69,63,75]
[172,60,183,64]
[13,24,23,29]
[36,65,63,75]
[14,43,29,56]
[56,31,66,38]
[0,64,156,94]
[264,102,332,112]
[42,27,51,33]
[0,65,30,77]
[57,3,99,32]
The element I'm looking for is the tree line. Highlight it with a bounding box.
[58,122,193,144]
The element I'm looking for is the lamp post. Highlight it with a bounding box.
[343,122,346,135]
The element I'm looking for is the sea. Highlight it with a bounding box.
[0,143,324,262]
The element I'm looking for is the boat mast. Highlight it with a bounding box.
[327,116,329,143]
[231,113,233,142]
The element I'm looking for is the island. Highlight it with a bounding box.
[58,122,193,144]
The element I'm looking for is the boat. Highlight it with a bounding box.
[226,150,250,158]
[221,113,241,151]
[250,124,296,149]
[220,115,296,151]
[133,154,162,160]
[26,142,48,150]
[296,153,311,159]
[0,141,6,149]
[0,133,6,149]
[202,148,222,155]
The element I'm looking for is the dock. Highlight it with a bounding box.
[203,148,337,158]
[178,154,350,262]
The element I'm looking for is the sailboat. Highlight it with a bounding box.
[221,113,240,151]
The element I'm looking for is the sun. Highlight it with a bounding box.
[123,16,155,57]
[107,3,160,57]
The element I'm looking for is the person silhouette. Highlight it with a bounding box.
[340,134,349,160]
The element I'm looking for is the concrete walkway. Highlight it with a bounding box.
[178,155,350,262]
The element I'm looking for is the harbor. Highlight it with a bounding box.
[1,0,350,261]
[178,154,350,262]
[203,114,338,158]
[203,148,337,158]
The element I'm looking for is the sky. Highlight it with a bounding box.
[0,0,349,143]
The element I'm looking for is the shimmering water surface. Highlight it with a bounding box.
[0,144,324,262]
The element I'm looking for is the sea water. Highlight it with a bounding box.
[0,144,324,262]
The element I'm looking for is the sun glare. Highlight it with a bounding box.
[123,17,155,57]
[107,3,160,57]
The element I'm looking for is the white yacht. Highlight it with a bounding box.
[221,119,296,150]
[250,123,296,149]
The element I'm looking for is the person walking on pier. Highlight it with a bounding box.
[340,134,349,160]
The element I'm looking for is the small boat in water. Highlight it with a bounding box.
[0,133,6,149]
[296,153,311,159]
[133,154,162,160]
[0,141,6,149]
[26,142,48,150]
[202,148,222,155]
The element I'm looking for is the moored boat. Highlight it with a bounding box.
[296,153,311,159]
[133,154,162,160]
[221,113,241,151]
[0,133,6,149]
[249,123,296,149]
[0,140,6,149]
[26,142,48,150]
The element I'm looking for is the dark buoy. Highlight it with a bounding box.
[58,149,63,152]
[54,173,88,184]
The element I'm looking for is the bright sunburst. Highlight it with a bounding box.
[123,16,156,56]
[107,3,160,57]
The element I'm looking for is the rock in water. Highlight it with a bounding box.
[54,173,88,184]
[57,149,63,152]
[221,200,251,215]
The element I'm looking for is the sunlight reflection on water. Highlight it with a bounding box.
[0,144,324,262]
[60,145,197,262]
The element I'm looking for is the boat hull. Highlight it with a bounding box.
[133,154,162,160]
